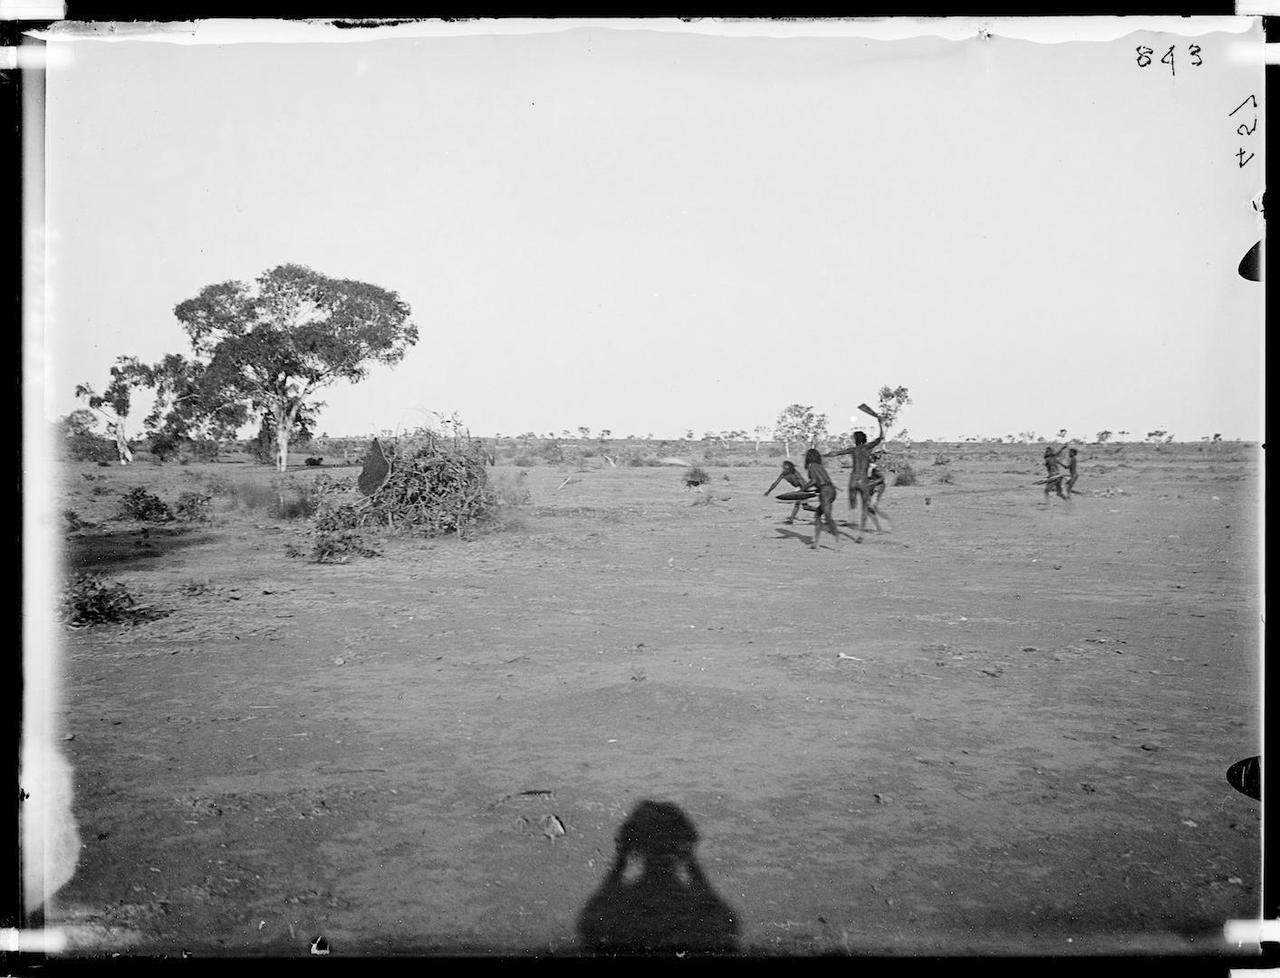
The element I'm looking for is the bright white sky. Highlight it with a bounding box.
[40,19,1265,442]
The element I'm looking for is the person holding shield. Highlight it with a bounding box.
[1041,445,1069,501]
[764,460,813,524]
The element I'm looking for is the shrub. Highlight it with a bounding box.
[60,575,169,627]
[512,453,538,467]
[683,466,710,486]
[224,479,276,512]
[894,464,917,487]
[272,481,319,520]
[181,439,221,463]
[90,485,115,497]
[935,469,955,485]
[148,432,181,463]
[118,487,175,522]
[305,457,324,467]
[62,509,92,531]
[65,432,119,463]
[933,453,951,466]
[175,491,214,523]
[203,473,235,496]
[310,527,381,563]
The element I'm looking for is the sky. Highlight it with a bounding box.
[39,19,1265,442]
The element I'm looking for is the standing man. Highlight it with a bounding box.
[1042,445,1069,501]
[801,448,842,551]
[826,416,885,533]
[1063,447,1080,495]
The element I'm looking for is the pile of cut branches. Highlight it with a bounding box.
[313,432,497,539]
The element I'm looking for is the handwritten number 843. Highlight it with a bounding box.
[1136,44,1202,74]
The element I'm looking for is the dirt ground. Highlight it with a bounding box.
[40,442,1261,956]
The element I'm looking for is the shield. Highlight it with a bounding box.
[357,437,392,496]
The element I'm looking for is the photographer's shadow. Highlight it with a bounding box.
[575,800,740,955]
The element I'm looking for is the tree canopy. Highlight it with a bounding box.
[170,264,418,470]
[774,404,829,456]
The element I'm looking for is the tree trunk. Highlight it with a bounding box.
[113,421,132,465]
[783,438,791,458]
[275,408,293,473]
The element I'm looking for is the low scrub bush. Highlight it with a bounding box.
[118,487,174,523]
[227,480,277,512]
[935,469,955,485]
[309,527,381,563]
[272,481,320,520]
[60,575,169,627]
[894,464,917,487]
[62,509,93,531]
[64,432,119,463]
[683,466,710,486]
[201,472,235,496]
[175,491,214,523]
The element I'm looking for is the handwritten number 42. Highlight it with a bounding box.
[1230,95,1258,168]
[1136,44,1202,74]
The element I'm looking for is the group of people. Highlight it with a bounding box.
[765,419,1085,548]
[1041,444,1080,500]
[764,417,887,550]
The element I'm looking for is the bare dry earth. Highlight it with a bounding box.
[45,444,1260,956]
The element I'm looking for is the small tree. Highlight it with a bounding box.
[1096,430,1112,444]
[75,355,150,464]
[137,353,250,457]
[577,426,591,440]
[753,425,770,453]
[1057,428,1068,440]
[58,410,116,462]
[875,386,912,431]
[774,404,829,458]
[171,264,418,472]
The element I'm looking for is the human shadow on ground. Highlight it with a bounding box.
[575,800,740,956]
[773,527,853,549]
